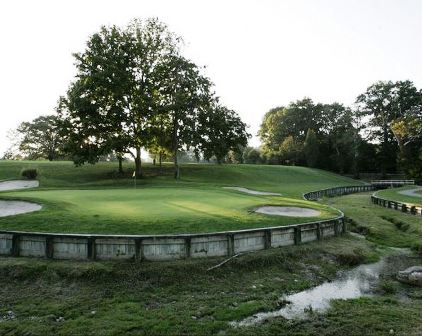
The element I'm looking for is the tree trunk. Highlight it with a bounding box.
[135,148,142,177]
[172,112,180,180]
[381,125,388,179]
[159,152,163,175]
[174,150,180,179]
[118,156,123,174]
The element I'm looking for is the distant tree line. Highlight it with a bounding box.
[254,80,422,182]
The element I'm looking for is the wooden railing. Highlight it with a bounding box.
[371,180,415,188]
[303,185,375,201]
[371,194,422,216]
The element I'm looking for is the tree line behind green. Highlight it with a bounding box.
[254,81,422,182]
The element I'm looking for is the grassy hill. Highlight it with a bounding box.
[0,160,361,196]
[0,160,360,234]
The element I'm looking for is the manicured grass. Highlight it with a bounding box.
[0,160,362,197]
[0,188,337,234]
[376,186,422,205]
[323,192,422,248]
[0,160,354,234]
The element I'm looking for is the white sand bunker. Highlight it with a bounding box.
[255,206,320,217]
[0,180,39,191]
[0,200,42,217]
[223,187,281,196]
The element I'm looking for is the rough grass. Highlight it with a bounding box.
[323,192,422,248]
[0,236,387,336]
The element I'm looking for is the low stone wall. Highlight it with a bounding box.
[371,194,422,216]
[303,185,375,201]
[0,184,376,262]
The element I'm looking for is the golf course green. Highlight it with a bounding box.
[0,161,355,234]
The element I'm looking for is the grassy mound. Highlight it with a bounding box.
[0,161,357,234]
[0,160,361,196]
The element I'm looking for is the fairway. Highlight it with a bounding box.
[376,186,422,205]
[0,161,353,234]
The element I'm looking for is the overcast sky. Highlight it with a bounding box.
[1,0,421,156]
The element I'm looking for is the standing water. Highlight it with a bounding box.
[231,251,417,327]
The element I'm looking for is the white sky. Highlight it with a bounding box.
[1,0,422,156]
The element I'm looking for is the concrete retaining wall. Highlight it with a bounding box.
[0,218,345,261]
[0,185,372,262]
[371,194,422,216]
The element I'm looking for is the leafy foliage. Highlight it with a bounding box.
[15,115,63,161]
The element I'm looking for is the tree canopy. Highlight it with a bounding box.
[57,18,249,177]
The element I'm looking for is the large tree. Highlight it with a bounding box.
[199,105,249,164]
[303,128,319,168]
[16,115,63,161]
[154,55,214,178]
[356,80,422,176]
[59,19,181,176]
[391,108,422,182]
[259,99,358,172]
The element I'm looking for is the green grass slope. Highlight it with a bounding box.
[0,160,361,196]
[0,160,359,234]
[323,192,422,248]
[375,186,422,205]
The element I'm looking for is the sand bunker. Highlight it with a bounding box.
[255,206,320,217]
[0,180,39,191]
[398,186,422,198]
[0,200,42,217]
[223,187,281,196]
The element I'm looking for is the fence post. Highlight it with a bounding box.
[334,220,340,236]
[87,237,96,260]
[45,236,54,259]
[135,238,142,261]
[227,234,235,256]
[316,223,322,240]
[185,237,191,258]
[264,230,272,249]
[11,234,20,257]
[294,227,301,245]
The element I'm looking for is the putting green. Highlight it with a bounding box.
[0,187,337,234]
[0,161,359,235]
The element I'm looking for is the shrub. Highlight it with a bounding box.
[336,249,365,266]
[21,168,38,180]
[411,242,422,255]
[377,280,397,294]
